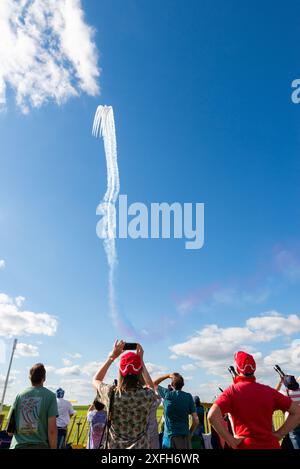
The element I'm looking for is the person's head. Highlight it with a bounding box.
[194,395,201,407]
[29,363,46,386]
[93,398,105,411]
[56,388,65,399]
[171,373,184,390]
[234,351,256,377]
[283,375,300,391]
[117,352,144,392]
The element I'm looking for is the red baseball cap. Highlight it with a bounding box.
[119,352,142,377]
[234,351,256,375]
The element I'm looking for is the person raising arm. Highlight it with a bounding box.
[91,340,157,450]
[153,373,198,449]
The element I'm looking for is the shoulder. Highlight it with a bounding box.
[180,390,193,400]
[257,382,279,395]
[44,387,57,399]
[141,388,156,399]
[97,382,113,395]
[216,384,234,401]
[18,387,32,397]
[157,385,169,396]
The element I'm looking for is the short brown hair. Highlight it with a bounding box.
[29,363,46,385]
[171,373,184,390]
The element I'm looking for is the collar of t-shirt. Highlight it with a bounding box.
[234,375,256,385]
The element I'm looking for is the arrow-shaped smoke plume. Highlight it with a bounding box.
[92,105,120,327]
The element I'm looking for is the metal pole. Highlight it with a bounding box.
[0,338,18,413]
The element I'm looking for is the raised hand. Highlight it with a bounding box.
[111,340,125,360]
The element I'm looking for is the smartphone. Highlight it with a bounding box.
[123,342,137,351]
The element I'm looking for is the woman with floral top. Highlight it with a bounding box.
[92,340,157,449]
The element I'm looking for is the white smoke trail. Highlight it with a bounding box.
[92,105,120,326]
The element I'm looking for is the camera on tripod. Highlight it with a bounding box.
[228,365,237,379]
[274,364,286,379]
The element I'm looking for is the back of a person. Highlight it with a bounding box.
[288,388,300,404]
[163,389,193,436]
[10,386,55,449]
[195,405,205,435]
[229,380,280,448]
[110,387,155,448]
[87,410,107,449]
[57,398,73,428]
[148,398,161,449]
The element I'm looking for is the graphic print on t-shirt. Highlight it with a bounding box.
[19,396,42,435]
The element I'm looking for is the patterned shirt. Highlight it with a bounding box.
[87,410,107,449]
[97,383,156,449]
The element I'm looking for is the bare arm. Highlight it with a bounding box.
[92,340,125,390]
[153,374,172,388]
[142,363,155,389]
[208,404,244,450]
[190,412,199,434]
[273,402,300,440]
[136,344,155,389]
[48,416,57,449]
[275,378,283,392]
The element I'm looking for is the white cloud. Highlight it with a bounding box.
[15,296,26,308]
[0,372,16,389]
[67,352,82,359]
[170,312,300,377]
[0,0,100,113]
[246,312,300,337]
[44,365,56,373]
[0,259,5,270]
[54,361,104,377]
[145,362,167,377]
[181,363,197,372]
[15,342,39,357]
[55,365,81,376]
[264,340,300,373]
[62,358,72,366]
[53,378,94,404]
[0,292,58,337]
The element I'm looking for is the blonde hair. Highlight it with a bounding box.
[116,372,145,395]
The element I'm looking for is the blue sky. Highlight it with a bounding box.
[1,0,300,403]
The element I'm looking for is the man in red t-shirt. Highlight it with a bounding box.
[208,351,300,449]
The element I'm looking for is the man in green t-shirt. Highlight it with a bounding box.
[8,363,58,449]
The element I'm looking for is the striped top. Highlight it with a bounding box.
[286,388,300,404]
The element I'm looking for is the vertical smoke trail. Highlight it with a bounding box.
[92,105,120,327]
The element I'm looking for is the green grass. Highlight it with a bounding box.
[1,405,285,449]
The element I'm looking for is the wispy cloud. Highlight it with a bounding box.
[0,0,100,113]
[66,352,82,359]
[175,244,300,316]
[0,259,5,270]
[273,246,300,283]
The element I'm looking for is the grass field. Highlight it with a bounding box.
[0,404,166,448]
[0,404,285,449]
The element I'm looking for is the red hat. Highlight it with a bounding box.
[119,352,142,377]
[234,351,256,375]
